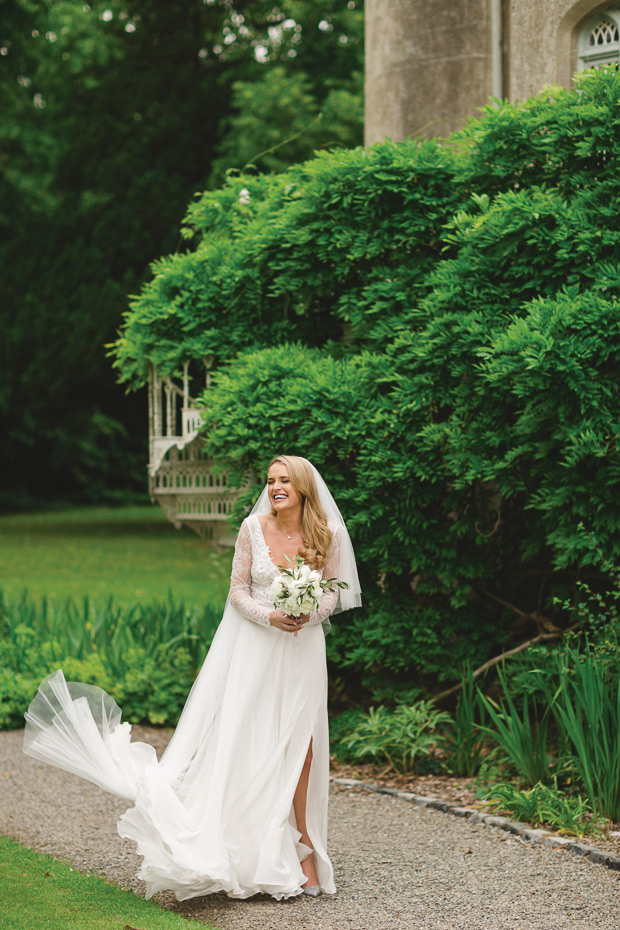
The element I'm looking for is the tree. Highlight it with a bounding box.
[0,0,363,507]
[113,69,620,695]
[208,1,363,181]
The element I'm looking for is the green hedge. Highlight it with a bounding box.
[0,591,223,728]
[113,68,620,696]
[112,136,461,385]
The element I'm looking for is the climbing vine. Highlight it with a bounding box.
[113,68,620,695]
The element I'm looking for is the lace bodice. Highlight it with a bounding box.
[229,514,341,630]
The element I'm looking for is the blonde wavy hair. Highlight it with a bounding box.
[268,455,333,571]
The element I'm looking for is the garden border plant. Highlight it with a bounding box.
[0,588,223,728]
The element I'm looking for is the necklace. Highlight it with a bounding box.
[277,523,299,541]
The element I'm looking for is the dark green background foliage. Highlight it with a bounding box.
[113,137,460,382]
[113,68,620,696]
[1,0,362,509]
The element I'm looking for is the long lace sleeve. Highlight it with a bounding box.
[229,519,272,628]
[307,525,342,626]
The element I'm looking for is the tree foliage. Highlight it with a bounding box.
[0,0,363,507]
[115,68,620,695]
[113,136,459,384]
[208,0,363,182]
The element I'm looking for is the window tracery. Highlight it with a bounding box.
[579,9,620,70]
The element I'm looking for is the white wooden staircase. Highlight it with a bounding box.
[147,361,240,544]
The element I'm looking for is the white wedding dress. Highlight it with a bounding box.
[23,513,343,901]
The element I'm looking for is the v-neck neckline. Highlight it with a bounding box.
[254,514,300,573]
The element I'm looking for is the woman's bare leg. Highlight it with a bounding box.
[293,739,319,887]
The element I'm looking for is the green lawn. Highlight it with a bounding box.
[0,507,232,606]
[0,835,212,930]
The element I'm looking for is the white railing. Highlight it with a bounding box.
[147,362,242,543]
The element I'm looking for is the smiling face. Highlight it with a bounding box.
[267,461,302,515]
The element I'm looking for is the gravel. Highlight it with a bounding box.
[2,728,620,929]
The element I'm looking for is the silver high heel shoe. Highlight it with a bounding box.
[300,846,321,896]
[302,884,322,897]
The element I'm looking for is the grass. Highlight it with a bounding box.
[0,835,211,930]
[0,507,232,606]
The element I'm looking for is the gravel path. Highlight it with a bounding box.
[2,728,620,930]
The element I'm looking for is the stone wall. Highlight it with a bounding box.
[365,0,614,144]
[365,0,493,143]
[507,0,612,101]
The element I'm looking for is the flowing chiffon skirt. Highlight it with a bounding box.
[23,604,335,900]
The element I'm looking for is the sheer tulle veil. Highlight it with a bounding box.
[24,458,361,805]
[249,457,362,614]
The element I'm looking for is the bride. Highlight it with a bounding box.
[23,455,361,901]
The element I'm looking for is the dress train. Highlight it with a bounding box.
[23,607,335,900]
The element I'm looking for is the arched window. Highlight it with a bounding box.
[579,8,620,70]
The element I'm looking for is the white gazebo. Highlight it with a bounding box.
[147,361,241,545]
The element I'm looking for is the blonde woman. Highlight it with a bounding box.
[24,456,361,901]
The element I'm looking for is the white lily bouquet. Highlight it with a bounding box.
[271,555,349,634]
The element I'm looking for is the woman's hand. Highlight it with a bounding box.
[268,609,303,633]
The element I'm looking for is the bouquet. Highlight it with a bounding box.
[271,555,349,634]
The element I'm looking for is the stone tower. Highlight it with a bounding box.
[365,0,620,143]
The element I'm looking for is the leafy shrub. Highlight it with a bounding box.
[0,645,196,731]
[114,645,195,726]
[553,529,620,646]
[0,656,113,731]
[112,137,460,386]
[112,68,620,694]
[483,781,602,837]
[0,670,39,730]
[0,589,224,729]
[329,708,369,761]
[469,556,620,818]
[339,700,452,774]
[195,344,504,690]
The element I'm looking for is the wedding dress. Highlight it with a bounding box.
[23,474,361,902]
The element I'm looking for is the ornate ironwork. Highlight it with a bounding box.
[147,362,242,544]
